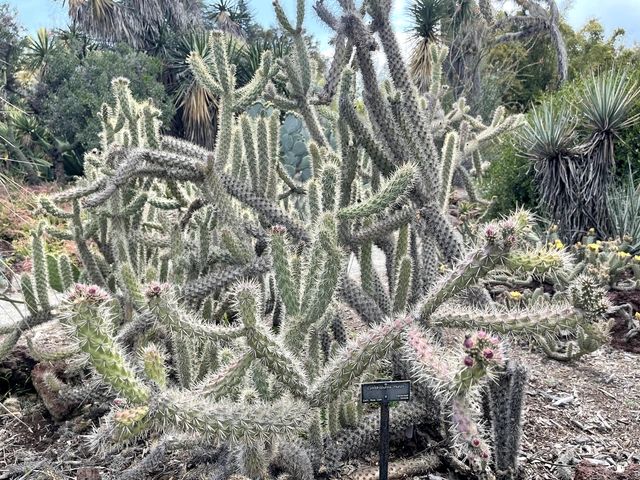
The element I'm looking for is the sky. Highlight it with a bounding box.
[4,0,640,48]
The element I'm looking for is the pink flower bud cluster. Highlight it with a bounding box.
[451,396,490,470]
[67,283,110,305]
[270,225,287,235]
[144,281,171,299]
[462,331,502,369]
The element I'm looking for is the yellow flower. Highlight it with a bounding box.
[635,312,640,319]
[576,242,582,247]
[618,251,631,258]
[509,291,522,300]
[439,265,446,272]
[587,243,600,252]
[554,239,564,249]
[589,228,595,233]
[634,256,640,262]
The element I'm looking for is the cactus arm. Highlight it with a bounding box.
[199,350,254,400]
[422,243,508,318]
[338,95,396,177]
[350,207,415,245]
[182,255,272,303]
[61,286,149,404]
[337,164,415,219]
[218,171,310,243]
[418,205,464,262]
[338,276,386,325]
[233,282,308,398]
[309,316,413,407]
[270,229,299,316]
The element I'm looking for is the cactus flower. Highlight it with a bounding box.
[482,348,494,359]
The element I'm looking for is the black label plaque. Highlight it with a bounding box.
[361,380,411,403]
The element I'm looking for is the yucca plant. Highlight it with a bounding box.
[408,0,452,94]
[608,172,640,254]
[577,70,640,236]
[523,71,640,242]
[518,99,585,240]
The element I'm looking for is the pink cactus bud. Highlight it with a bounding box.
[464,356,474,367]
[87,286,99,295]
[490,337,499,345]
[471,437,481,447]
[476,331,487,339]
[113,398,125,406]
[482,349,494,359]
[463,337,475,349]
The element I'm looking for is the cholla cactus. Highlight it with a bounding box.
[14,1,613,478]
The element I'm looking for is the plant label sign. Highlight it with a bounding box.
[361,380,411,403]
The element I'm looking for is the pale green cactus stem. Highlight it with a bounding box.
[270,227,299,316]
[422,241,511,318]
[62,285,149,404]
[20,273,38,314]
[309,316,413,407]
[141,344,167,389]
[31,223,50,311]
[393,256,412,313]
[320,162,340,212]
[337,164,415,219]
[257,115,270,197]
[151,390,312,444]
[200,350,254,400]
[231,127,246,180]
[233,282,308,398]
[429,44,448,96]
[307,179,321,222]
[360,219,374,296]
[240,114,260,193]
[439,131,459,210]
[146,283,245,341]
[266,111,281,200]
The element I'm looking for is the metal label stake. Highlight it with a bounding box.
[361,380,411,480]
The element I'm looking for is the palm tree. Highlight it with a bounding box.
[206,0,252,39]
[407,0,568,114]
[58,0,203,51]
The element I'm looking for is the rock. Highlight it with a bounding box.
[573,460,640,480]
[76,467,102,480]
[0,344,37,396]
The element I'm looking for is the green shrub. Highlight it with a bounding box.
[482,133,538,218]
